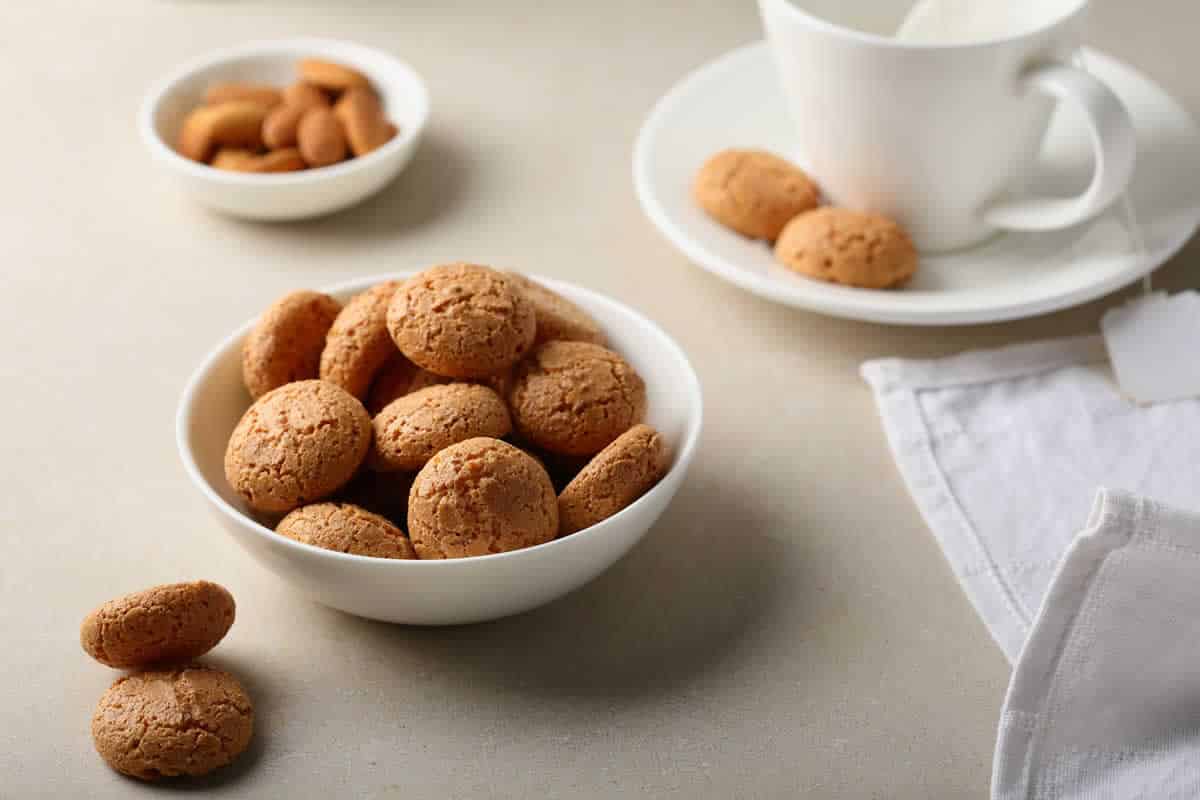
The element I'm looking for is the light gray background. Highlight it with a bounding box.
[1,1,1197,797]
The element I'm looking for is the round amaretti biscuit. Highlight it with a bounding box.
[371,383,512,472]
[92,666,254,781]
[242,290,342,399]
[558,425,670,536]
[774,207,919,289]
[276,502,416,559]
[337,468,415,526]
[224,380,371,513]
[504,272,606,346]
[80,581,235,669]
[319,280,401,400]
[693,148,820,241]
[408,438,558,559]
[386,263,537,379]
[508,341,647,456]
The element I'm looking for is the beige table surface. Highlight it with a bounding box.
[3,1,1198,797]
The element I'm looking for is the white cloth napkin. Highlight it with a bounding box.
[862,335,1200,799]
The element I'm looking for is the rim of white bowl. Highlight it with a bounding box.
[139,37,430,185]
[176,272,704,568]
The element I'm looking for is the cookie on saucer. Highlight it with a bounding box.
[694,148,820,241]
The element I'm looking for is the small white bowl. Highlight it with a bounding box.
[176,274,703,625]
[140,38,430,220]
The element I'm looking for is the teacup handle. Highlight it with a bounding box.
[982,62,1137,232]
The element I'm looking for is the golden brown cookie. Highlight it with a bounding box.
[276,502,416,559]
[241,290,342,399]
[319,281,401,400]
[224,380,371,513]
[80,581,235,669]
[371,383,512,472]
[694,148,821,241]
[337,468,415,526]
[505,272,607,346]
[408,438,558,559]
[557,425,670,536]
[508,341,647,456]
[92,666,254,781]
[774,207,919,289]
[387,263,537,379]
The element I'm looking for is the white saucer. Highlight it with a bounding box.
[634,43,1200,325]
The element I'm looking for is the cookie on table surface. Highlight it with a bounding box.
[276,502,416,559]
[774,207,918,289]
[80,581,235,669]
[508,341,647,456]
[558,425,670,536]
[320,280,401,399]
[387,263,537,379]
[241,289,342,399]
[92,666,254,781]
[408,438,558,559]
[371,383,512,472]
[694,148,820,241]
[505,272,606,346]
[224,380,371,513]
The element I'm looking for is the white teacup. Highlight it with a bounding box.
[758,0,1136,253]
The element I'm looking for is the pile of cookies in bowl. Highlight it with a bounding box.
[179,264,702,624]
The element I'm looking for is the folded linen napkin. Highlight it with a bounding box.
[863,336,1200,799]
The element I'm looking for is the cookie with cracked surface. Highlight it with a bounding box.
[241,290,341,399]
[558,425,670,536]
[504,272,606,346]
[276,502,416,558]
[387,263,537,379]
[80,581,235,669]
[371,383,512,472]
[91,665,254,781]
[774,207,918,289]
[224,380,371,513]
[319,280,401,399]
[508,341,647,456]
[694,148,820,241]
[408,438,558,559]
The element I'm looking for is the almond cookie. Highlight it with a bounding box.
[694,148,821,241]
[774,207,918,289]
[319,280,401,399]
[80,581,235,669]
[505,272,607,346]
[241,290,342,399]
[371,383,512,472]
[508,341,647,456]
[276,502,416,559]
[408,438,558,559]
[387,263,537,380]
[558,425,670,536]
[224,380,371,513]
[92,666,253,781]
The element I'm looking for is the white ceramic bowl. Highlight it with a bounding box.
[177,274,703,625]
[140,38,430,220]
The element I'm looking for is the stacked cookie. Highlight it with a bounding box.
[80,582,254,780]
[225,264,670,560]
[694,148,919,289]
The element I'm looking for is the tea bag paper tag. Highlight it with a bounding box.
[1101,291,1200,404]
